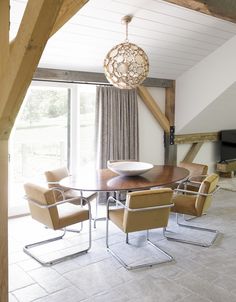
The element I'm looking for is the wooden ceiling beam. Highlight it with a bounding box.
[138,85,170,133]
[0,1,10,75]
[0,0,65,139]
[163,0,236,24]
[183,142,204,163]
[33,67,174,88]
[50,0,89,36]
[175,132,220,144]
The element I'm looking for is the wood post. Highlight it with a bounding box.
[0,140,9,300]
[137,84,177,165]
[164,82,176,165]
[0,1,89,300]
[0,2,10,300]
[0,0,10,75]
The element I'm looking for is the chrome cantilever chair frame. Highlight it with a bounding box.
[45,167,97,228]
[49,181,100,229]
[49,184,87,233]
[24,189,92,267]
[164,185,220,247]
[177,176,208,222]
[44,186,85,233]
[106,196,174,270]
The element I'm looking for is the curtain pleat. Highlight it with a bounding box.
[95,86,139,169]
[95,86,139,202]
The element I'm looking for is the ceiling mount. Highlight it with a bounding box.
[121,15,133,24]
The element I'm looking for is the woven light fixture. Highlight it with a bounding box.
[104,15,149,89]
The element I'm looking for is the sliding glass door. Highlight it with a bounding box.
[9,83,70,216]
[9,82,96,217]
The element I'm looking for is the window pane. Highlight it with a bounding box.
[78,85,96,170]
[9,85,70,215]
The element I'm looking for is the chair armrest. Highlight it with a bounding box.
[47,181,60,185]
[175,185,220,197]
[24,196,78,208]
[107,196,174,212]
[176,175,208,190]
[25,187,91,209]
[187,174,208,183]
[107,196,126,209]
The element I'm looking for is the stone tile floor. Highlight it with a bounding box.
[8,189,236,302]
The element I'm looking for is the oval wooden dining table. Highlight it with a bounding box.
[60,165,189,192]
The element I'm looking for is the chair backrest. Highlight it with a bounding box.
[24,183,59,229]
[44,167,69,188]
[178,162,208,181]
[195,173,219,215]
[44,167,70,200]
[123,188,173,233]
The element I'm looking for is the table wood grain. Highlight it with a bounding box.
[60,165,189,192]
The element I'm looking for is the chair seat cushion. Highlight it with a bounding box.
[64,189,96,205]
[171,194,198,216]
[57,203,89,229]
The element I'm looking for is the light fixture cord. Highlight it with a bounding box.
[125,21,129,42]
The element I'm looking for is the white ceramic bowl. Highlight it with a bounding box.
[107,160,154,176]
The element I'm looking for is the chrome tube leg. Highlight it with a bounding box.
[23,203,92,266]
[65,222,83,233]
[25,229,66,250]
[164,213,219,247]
[126,233,129,244]
[108,229,174,270]
[106,201,109,248]
[183,213,206,221]
[93,197,98,228]
[88,201,92,250]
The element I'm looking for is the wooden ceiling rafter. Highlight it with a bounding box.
[50,0,89,37]
[163,0,236,24]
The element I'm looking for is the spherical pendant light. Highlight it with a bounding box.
[104,15,149,89]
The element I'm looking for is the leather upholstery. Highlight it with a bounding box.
[44,167,96,204]
[109,188,173,233]
[198,173,219,214]
[171,194,197,216]
[178,162,208,180]
[24,183,89,230]
[171,173,219,217]
[170,162,209,191]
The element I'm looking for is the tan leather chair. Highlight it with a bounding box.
[44,167,97,205]
[106,188,174,270]
[164,173,220,247]
[164,162,208,192]
[178,162,208,190]
[24,182,92,266]
[178,162,208,181]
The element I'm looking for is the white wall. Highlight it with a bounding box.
[176,35,236,133]
[138,87,165,165]
[175,82,236,134]
[177,142,220,173]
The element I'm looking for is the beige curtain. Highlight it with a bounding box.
[95,86,139,169]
